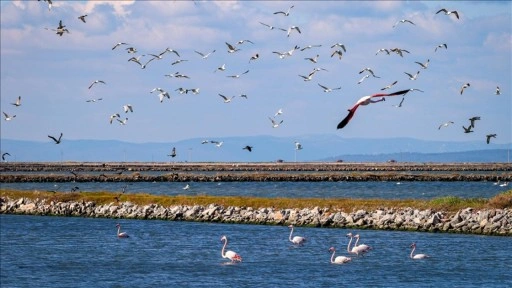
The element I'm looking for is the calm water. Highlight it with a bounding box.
[1,214,511,288]
[1,180,508,199]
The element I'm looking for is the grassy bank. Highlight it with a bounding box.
[2,189,511,213]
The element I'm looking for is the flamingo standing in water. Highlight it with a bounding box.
[353,234,372,254]
[116,224,129,238]
[337,89,411,129]
[288,224,306,246]
[329,247,351,264]
[346,233,369,256]
[410,243,429,259]
[220,235,242,263]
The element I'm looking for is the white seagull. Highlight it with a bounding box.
[375,48,390,55]
[381,81,398,91]
[195,49,216,59]
[331,49,344,59]
[301,44,322,51]
[287,26,301,37]
[269,117,284,128]
[226,70,249,78]
[274,5,294,16]
[357,74,370,84]
[225,42,241,53]
[214,64,226,73]
[393,19,415,28]
[86,98,102,103]
[438,121,454,130]
[259,22,287,31]
[249,53,259,63]
[123,104,133,113]
[171,59,188,65]
[415,59,430,69]
[274,108,283,117]
[219,94,235,103]
[404,71,420,80]
[460,83,470,95]
[112,42,128,50]
[117,118,128,125]
[331,43,347,52]
[495,86,501,95]
[109,113,120,124]
[273,45,300,59]
[88,80,106,89]
[435,43,447,52]
[359,67,380,78]
[436,8,460,19]
[318,83,341,92]
[11,96,21,107]
[2,112,16,121]
[304,54,319,63]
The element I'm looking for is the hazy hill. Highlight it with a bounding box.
[1,135,510,163]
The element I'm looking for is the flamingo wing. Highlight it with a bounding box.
[337,89,411,129]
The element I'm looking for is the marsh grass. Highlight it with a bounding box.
[2,189,511,212]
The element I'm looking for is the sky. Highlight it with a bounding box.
[1,1,511,148]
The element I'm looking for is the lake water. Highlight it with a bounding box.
[0,180,509,199]
[1,214,511,288]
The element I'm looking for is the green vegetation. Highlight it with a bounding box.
[1,189,511,213]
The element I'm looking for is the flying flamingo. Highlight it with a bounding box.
[336,89,411,129]
[220,235,242,263]
[410,243,429,259]
[329,247,352,264]
[116,224,129,238]
[288,224,306,246]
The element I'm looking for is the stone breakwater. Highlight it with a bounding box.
[2,197,510,236]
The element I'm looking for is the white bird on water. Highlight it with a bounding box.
[410,243,429,259]
[329,247,351,264]
[220,235,242,263]
[288,225,306,246]
[116,224,129,238]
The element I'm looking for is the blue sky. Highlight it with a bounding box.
[1,1,511,146]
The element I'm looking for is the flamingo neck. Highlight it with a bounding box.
[354,237,360,247]
[117,226,121,236]
[330,250,336,263]
[347,236,353,252]
[221,239,227,258]
[289,227,294,242]
[410,246,416,259]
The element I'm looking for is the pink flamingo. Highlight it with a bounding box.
[346,233,370,256]
[353,234,372,254]
[337,89,411,129]
[116,224,129,238]
[410,243,430,259]
[329,247,352,264]
[220,236,242,263]
[288,225,306,245]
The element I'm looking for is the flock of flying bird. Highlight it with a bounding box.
[114,223,429,264]
[1,2,507,161]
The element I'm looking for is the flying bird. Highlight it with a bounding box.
[249,53,259,63]
[486,134,497,144]
[2,152,11,161]
[295,142,303,150]
[404,71,420,80]
[237,39,254,45]
[415,59,430,69]
[274,108,283,117]
[48,133,63,144]
[38,0,52,11]
[88,80,106,89]
[123,104,133,113]
[392,19,415,28]
[304,54,319,63]
[435,43,447,52]
[117,118,128,125]
[495,86,501,95]
[273,45,300,59]
[392,97,405,108]
[269,117,284,128]
[337,89,411,129]
[300,44,322,51]
[287,26,301,37]
[318,83,341,93]
[226,70,249,78]
[225,42,241,53]
[436,8,460,19]
[460,83,470,95]
[331,49,344,59]
[357,74,370,84]
[86,98,102,103]
[214,64,226,72]
[78,15,88,23]
[273,5,294,16]
[390,48,410,57]
[11,96,21,107]
[168,147,177,158]
[259,21,287,31]
[112,42,128,50]
[125,47,137,54]
[243,145,253,152]
[375,48,390,55]
[3,112,16,121]
[109,113,120,124]
[171,59,188,65]
[359,67,380,78]
[462,125,474,133]
[219,94,235,103]
[438,121,454,130]
[195,49,216,59]
[469,116,480,128]
[381,81,398,91]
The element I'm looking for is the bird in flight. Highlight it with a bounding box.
[390,48,410,57]
[438,121,454,130]
[274,5,294,16]
[11,96,21,107]
[436,8,460,19]
[357,74,370,84]
[462,125,473,133]
[287,26,301,37]
[336,89,411,129]
[225,42,241,53]
[469,116,480,128]
[375,48,390,55]
[168,147,177,158]
[2,112,16,121]
[460,83,470,95]
[112,42,128,50]
[274,108,283,117]
[359,67,380,78]
[195,49,216,59]
[486,134,497,144]
[295,142,303,150]
[78,15,88,23]
[435,43,447,52]
[226,70,249,78]
[259,22,287,31]
[214,63,226,73]
[269,117,284,128]
[86,98,102,103]
[219,94,235,103]
[404,71,420,80]
[237,39,254,45]
[331,49,344,59]
[495,86,501,95]
[171,59,188,65]
[392,19,415,28]
[380,81,398,91]
[243,145,253,152]
[392,97,405,108]
[415,59,430,69]
[318,83,341,93]
[249,53,259,63]
[304,54,319,63]
[109,113,120,124]
[48,133,63,144]
[88,80,106,89]
[301,44,322,51]
[123,104,133,113]
[38,0,52,11]
[1,152,10,161]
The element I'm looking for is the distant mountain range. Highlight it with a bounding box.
[1,135,510,163]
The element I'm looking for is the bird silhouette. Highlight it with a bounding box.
[48,133,63,144]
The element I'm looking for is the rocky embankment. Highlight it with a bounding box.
[2,197,510,236]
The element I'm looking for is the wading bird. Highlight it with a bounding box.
[329,247,351,264]
[410,243,429,259]
[337,89,411,129]
[220,235,242,263]
[288,224,306,246]
[116,224,129,238]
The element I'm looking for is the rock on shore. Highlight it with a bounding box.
[1,197,510,236]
